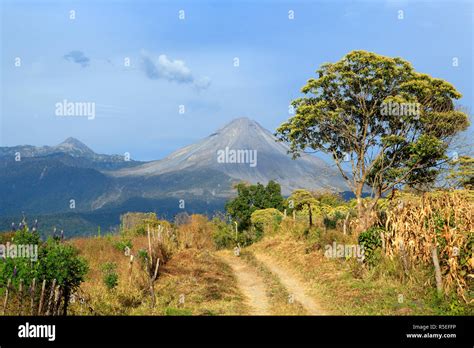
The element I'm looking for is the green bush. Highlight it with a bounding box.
[36,239,89,314]
[358,227,384,266]
[113,238,133,253]
[211,218,253,248]
[12,227,41,245]
[101,262,118,291]
[250,208,283,237]
[323,210,346,229]
[0,237,89,314]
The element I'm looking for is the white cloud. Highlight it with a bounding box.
[140,50,210,90]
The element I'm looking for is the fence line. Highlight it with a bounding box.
[1,278,65,316]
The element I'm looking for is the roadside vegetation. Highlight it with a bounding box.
[1,50,472,316]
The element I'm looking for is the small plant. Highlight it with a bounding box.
[358,227,384,266]
[101,262,118,291]
[12,227,41,245]
[164,307,193,316]
[211,217,252,248]
[113,238,133,253]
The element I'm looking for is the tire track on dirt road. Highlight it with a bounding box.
[217,250,270,315]
[253,252,327,315]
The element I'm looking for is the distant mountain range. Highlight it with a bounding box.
[0,118,348,235]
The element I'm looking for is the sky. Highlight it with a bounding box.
[1,0,473,161]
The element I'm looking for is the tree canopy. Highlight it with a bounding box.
[276,50,470,223]
[225,180,284,231]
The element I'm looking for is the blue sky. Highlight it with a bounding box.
[1,0,473,160]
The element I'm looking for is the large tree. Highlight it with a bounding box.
[225,180,284,231]
[276,51,469,228]
[288,189,318,227]
[447,155,474,189]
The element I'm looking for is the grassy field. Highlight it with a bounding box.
[67,235,248,315]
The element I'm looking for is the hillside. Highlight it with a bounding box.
[0,118,348,234]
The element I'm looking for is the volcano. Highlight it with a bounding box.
[113,117,347,195]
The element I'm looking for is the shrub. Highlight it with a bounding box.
[225,181,284,231]
[358,227,384,266]
[279,218,308,240]
[113,238,133,253]
[101,262,119,291]
[250,208,283,237]
[212,218,236,249]
[12,227,41,245]
[121,212,172,236]
[23,238,89,314]
[176,215,215,250]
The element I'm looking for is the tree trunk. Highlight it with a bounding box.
[356,196,366,230]
[308,204,313,227]
[356,183,380,232]
[149,280,155,308]
[355,182,365,228]
[343,211,350,235]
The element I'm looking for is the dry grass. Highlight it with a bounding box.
[67,218,246,315]
[384,190,473,302]
[176,215,216,250]
[250,233,445,315]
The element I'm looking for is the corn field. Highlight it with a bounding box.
[383,190,473,303]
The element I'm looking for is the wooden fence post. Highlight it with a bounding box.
[53,285,61,316]
[432,246,443,296]
[46,279,57,316]
[129,255,134,285]
[18,279,24,315]
[30,278,36,315]
[2,278,11,315]
[38,279,47,315]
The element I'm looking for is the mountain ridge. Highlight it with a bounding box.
[0,117,349,233]
[112,117,347,195]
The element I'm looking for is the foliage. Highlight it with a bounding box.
[12,227,41,245]
[288,189,318,226]
[358,227,384,266]
[113,238,133,253]
[225,180,284,231]
[101,262,119,291]
[323,210,346,229]
[312,190,344,207]
[276,50,470,222]
[212,217,237,249]
[447,155,474,189]
[137,249,149,264]
[250,208,283,237]
[35,239,89,293]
